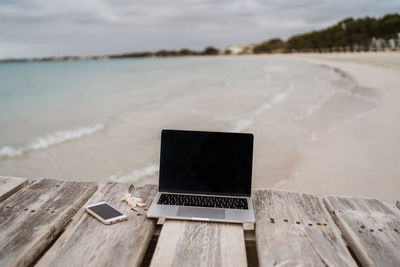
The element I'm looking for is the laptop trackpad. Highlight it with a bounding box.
[177,207,225,219]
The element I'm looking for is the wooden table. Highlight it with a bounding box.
[1,176,399,267]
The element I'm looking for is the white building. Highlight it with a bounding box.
[225,45,254,55]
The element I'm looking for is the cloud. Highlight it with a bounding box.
[0,0,399,58]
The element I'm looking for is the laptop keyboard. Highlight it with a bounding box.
[157,193,248,209]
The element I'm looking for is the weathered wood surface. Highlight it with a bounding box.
[37,183,158,267]
[253,189,356,267]
[0,176,28,202]
[150,220,247,267]
[324,195,400,267]
[0,178,97,267]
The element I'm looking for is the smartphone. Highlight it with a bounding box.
[85,202,127,224]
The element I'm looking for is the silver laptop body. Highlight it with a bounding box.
[147,129,255,223]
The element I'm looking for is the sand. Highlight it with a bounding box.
[1,52,399,203]
[262,52,400,203]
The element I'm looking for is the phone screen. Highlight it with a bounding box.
[87,203,123,220]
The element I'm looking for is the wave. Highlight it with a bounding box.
[232,119,254,132]
[327,65,380,104]
[232,82,294,132]
[108,163,159,183]
[296,65,379,123]
[326,108,378,134]
[310,132,318,141]
[258,82,295,114]
[0,123,105,158]
[273,179,289,189]
[272,92,288,104]
[294,89,347,122]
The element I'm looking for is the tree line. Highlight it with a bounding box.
[2,13,399,63]
[110,46,219,59]
[254,13,400,53]
[114,13,400,57]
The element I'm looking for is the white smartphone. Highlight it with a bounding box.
[85,202,127,224]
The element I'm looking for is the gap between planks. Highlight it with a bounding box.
[37,183,158,267]
[0,178,97,267]
[252,189,357,267]
[323,195,400,267]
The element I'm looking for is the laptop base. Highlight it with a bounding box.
[147,192,255,224]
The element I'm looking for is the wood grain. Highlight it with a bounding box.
[324,195,400,267]
[37,183,158,267]
[0,176,28,202]
[150,220,247,267]
[253,189,356,267]
[0,178,97,267]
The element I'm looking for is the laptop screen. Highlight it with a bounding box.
[159,130,254,197]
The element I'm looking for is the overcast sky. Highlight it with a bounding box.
[0,0,399,59]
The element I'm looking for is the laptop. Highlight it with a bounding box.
[147,129,255,223]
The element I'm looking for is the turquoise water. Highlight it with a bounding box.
[0,58,173,146]
[0,56,378,186]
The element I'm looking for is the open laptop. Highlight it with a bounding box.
[147,129,255,223]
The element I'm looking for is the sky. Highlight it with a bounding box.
[0,0,399,59]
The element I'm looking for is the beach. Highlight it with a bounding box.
[0,52,399,202]
[269,52,400,202]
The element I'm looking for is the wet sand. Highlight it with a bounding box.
[264,52,400,203]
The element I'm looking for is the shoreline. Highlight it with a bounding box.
[1,52,399,203]
[263,52,400,202]
[2,50,400,64]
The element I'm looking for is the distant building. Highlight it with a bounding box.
[225,45,254,55]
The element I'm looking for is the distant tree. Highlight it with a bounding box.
[110,52,153,58]
[178,48,198,56]
[155,50,179,57]
[378,14,400,40]
[201,46,219,55]
[287,13,400,52]
[179,49,191,55]
[253,38,287,53]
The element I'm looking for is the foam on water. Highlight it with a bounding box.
[232,119,254,132]
[233,82,295,132]
[310,132,318,141]
[326,108,378,134]
[0,57,382,187]
[108,163,159,183]
[273,179,289,189]
[306,90,336,117]
[271,82,294,104]
[254,103,272,115]
[0,123,105,158]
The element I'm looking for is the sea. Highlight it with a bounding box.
[0,56,379,187]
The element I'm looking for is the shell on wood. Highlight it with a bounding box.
[121,193,146,208]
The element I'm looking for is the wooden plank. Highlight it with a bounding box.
[243,222,254,231]
[150,220,247,267]
[253,189,356,267]
[324,195,400,267]
[0,178,97,267]
[0,176,28,202]
[37,183,158,267]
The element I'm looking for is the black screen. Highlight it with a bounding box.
[88,203,123,220]
[159,130,254,196]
